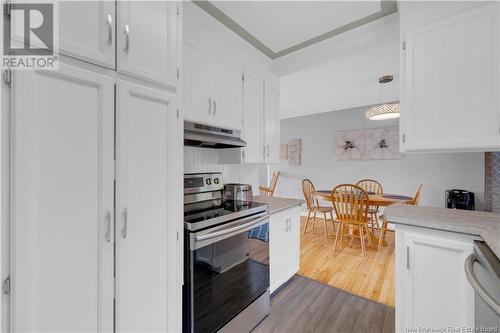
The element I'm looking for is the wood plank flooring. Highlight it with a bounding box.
[298,217,395,306]
[253,275,395,333]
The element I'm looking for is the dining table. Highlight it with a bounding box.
[314,190,414,247]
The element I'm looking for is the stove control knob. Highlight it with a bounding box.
[213,178,219,184]
[206,178,212,185]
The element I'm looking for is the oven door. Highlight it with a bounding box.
[186,213,270,333]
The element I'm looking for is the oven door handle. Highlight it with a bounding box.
[195,215,268,243]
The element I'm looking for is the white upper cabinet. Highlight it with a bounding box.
[183,40,211,124]
[212,56,243,129]
[400,3,500,152]
[264,81,280,163]
[117,1,178,88]
[242,72,265,163]
[183,39,243,130]
[11,62,115,333]
[58,1,116,69]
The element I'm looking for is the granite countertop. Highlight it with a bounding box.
[384,204,500,258]
[252,195,304,215]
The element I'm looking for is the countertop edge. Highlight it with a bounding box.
[384,204,500,259]
[252,195,304,215]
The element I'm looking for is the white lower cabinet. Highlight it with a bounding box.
[395,225,476,332]
[269,206,301,293]
[10,60,182,332]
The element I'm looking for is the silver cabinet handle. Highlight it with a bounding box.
[123,23,130,54]
[465,253,500,316]
[121,208,128,238]
[266,145,270,158]
[213,100,217,115]
[104,210,111,242]
[208,98,212,115]
[406,246,410,269]
[106,14,113,45]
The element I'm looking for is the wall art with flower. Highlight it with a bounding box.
[334,127,401,160]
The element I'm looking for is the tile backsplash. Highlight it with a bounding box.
[184,147,262,190]
[485,152,500,213]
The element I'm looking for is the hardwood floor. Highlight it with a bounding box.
[253,275,395,333]
[298,217,395,307]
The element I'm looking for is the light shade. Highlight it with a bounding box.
[365,102,400,120]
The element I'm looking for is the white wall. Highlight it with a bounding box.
[272,107,485,209]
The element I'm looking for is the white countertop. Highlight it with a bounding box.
[384,204,500,258]
[252,195,304,215]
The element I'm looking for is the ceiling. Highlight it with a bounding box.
[193,1,397,59]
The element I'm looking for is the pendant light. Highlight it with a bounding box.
[365,75,400,120]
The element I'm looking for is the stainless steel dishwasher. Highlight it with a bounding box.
[464,240,500,329]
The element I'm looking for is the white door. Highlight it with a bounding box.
[398,228,475,330]
[117,1,177,88]
[212,56,243,130]
[264,82,280,163]
[59,1,116,68]
[242,72,264,163]
[284,208,301,280]
[269,212,285,293]
[402,3,500,152]
[11,63,115,332]
[116,80,176,332]
[183,40,211,124]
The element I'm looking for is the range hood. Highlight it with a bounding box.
[184,121,246,149]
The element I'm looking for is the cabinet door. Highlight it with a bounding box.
[402,3,500,152]
[183,40,212,124]
[59,1,115,69]
[242,72,264,163]
[212,56,243,130]
[264,82,280,163]
[11,63,115,332]
[116,80,177,332]
[396,226,475,331]
[284,208,301,280]
[117,1,177,88]
[269,212,285,293]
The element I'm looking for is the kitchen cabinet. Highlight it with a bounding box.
[264,81,280,163]
[115,80,178,332]
[183,39,243,130]
[9,58,183,332]
[242,72,265,163]
[10,62,115,332]
[269,206,301,293]
[117,1,178,88]
[400,3,500,152]
[58,0,116,69]
[54,1,179,87]
[395,224,476,331]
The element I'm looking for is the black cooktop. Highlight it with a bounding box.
[184,200,268,231]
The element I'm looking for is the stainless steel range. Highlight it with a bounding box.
[183,173,270,333]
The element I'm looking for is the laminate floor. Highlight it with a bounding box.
[253,275,395,333]
[298,217,395,306]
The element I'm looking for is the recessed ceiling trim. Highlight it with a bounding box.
[193,0,398,60]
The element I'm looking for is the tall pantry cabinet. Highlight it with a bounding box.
[7,2,183,332]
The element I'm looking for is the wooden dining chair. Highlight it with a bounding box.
[356,179,383,233]
[331,184,372,256]
[301,179,335,238]
[378,184,424,249]
[259,171,280,197]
